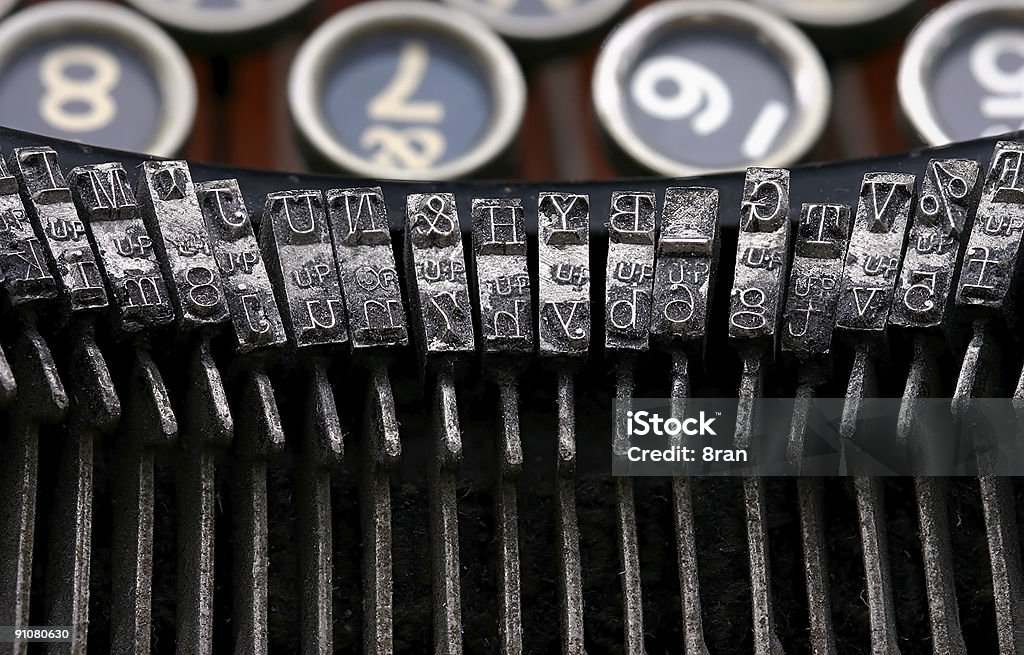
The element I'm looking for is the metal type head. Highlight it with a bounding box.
[9,146,107,313]
[890,158,982,330]
[326,186,409,352]
[835,170,915,333]
[728,167,792,349]
[259,189,349,350]
[537,192,590,357]
[68,162,175,333]
[471,197,533,356]
[0,148,55,306]
[604,190,656,352]
[781,202,852,358]
[651,186,720,350]
[955,141,1024,322]
[135,160,229,331]
[404,192,475,362]
[198,179,287,353]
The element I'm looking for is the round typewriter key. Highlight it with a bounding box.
[0,1,196,156]
[125,0,314,37]
[899,0,1024,146]
[289,1,525,180]
[592,0,830,177]
[441,0,629,44]
[752,0,922,56]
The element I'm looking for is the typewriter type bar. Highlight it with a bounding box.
[836,170,916,653]
[0,150,68,655]
[197,178,289,655]
[405,192,475,654]
[261,189,347,654]
[326,186,409,654]
[888,159,981,653]
[9,146,118,654]
[952,141,1024,655]
[728,167,792,655]
[68,161,178,655]
[536,191,590,653]
[782,200,852,655]
[137,160,235,655]
[651,186,720,655]
[471,196,533,652]
[603,189,656,653]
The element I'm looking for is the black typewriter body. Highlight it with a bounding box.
[1,0,1024,654]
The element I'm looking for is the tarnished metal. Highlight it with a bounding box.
[952,141,1024,655]
[7,148,117,655]
[537,192,590,358]
[405,192,474,655]
[0,150,56,306]
[138,161,235,655]
[781,203,851,361]
[890,159,981,655]
[9,147,107,313]
[0,320,67,655]
[137,161,229,330]
[891,159,982,331]
[536,191,589,653]
[198,179,286,353]
[406,192,474,361]
[109,349,176,655]
[603,190,655,654]
[69,162,175,332]
[651,187,719,350]
[728,167,792,655]
[326,186,408,654]
[652,186,720,655]
[604,191,655,355]
[471,196,533,653]
[782,201,851,655]
[835,172,915,336]
[68,160,177,655]
[836,171,916,654]
[327,186,408,353]
[261,189,346,655]
[199,178,289,655]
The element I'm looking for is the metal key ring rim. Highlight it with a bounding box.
[898,0,1024,147]
[592,0,832,178]
[0,0,197,158]
[289,1,527,181]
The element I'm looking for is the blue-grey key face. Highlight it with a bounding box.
[0,36,162,152]
[930,23,1024,141]
[320,32,492,172]
[623,28,796,169]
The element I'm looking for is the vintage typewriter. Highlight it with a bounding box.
[1,0,1024,654]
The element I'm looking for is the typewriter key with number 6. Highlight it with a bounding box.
[592,0,830,177]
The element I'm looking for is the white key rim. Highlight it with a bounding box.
[592,0,832,177]
[898,0,1024,146]
[288,1,526,180]
[441,0,630,42]
[125,0,316,36]
[0,0,197,158]
[753,0,920,30]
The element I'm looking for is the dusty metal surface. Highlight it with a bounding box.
[0,137,1023,655]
